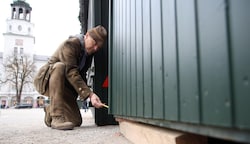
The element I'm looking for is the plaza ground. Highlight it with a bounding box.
[0,108,132,144]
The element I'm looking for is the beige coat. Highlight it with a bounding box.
[46,37,92,100]
[40,36,93,126]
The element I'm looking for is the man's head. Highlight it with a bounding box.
[84,25,107,55]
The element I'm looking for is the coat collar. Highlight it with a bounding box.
[74,34,85,51]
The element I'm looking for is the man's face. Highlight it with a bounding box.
[84,33,99,55]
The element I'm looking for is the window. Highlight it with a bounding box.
[9,25,12,31]
[14,47,18,56]
[20,48,24,55]
[19,8,24,19]
[18,25,22,31]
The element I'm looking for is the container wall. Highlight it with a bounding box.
[109,0,250,131]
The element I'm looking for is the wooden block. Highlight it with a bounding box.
[118,118,207,144]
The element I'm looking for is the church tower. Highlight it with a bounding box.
[3,0,35,58]
[0,0,37,108]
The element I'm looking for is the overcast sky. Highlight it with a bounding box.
[0,0,81,55]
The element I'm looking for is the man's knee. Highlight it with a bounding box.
[52,62,65,74]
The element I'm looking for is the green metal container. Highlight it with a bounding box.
[108,0,250,143]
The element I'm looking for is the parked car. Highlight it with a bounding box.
[14,104,33,109]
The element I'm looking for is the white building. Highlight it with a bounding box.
[0,0,49,108]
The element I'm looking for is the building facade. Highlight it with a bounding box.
[0,0,49,108]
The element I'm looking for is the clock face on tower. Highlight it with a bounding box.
[18,25,22,31]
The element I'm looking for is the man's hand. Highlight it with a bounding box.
[89,93,104,108]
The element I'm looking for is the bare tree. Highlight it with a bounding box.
[0,53,36,104]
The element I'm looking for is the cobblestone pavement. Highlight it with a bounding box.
[0,108,132,144]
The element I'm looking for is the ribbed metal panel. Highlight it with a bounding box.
[109,0,250,141]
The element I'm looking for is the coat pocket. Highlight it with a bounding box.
[33,63,52,95]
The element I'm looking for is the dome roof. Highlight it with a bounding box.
[11,0,32,10]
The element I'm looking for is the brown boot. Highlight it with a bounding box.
[44,105,52,127]
[51,116,74,130]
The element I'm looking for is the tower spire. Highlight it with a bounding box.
[11,0,32,22]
